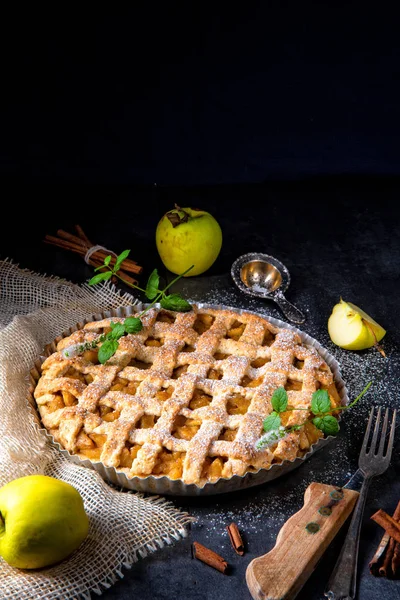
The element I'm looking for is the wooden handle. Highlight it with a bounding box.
[245,482,359,600]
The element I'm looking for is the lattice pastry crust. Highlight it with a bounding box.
[33,306,341,486]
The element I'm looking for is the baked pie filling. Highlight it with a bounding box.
[33,306,341,486]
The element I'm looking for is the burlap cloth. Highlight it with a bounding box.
[0,259,193,600]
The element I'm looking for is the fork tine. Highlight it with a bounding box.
[368,406,382,455]
[377,408,389,456]
[361,407,377,455]
[385,409,397,459]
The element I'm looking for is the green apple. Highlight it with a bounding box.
[0,475,89,569]
[155,205,223,276]
[328,299,386,350]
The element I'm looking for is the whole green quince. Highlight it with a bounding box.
[0,475,89,569]
[156,205,223,276]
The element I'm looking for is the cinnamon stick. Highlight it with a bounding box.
[44,239,136,285]
[44,234,86,253]
[380,537,396,577]
[57,229,88,248]
[226,522,245,555]
[369,531,391,575]
[74,224,139,265]
[192,541,228,574]
[94,252,141,274]
[377,501,400,577]
[74,224,92,246]
[89,256,137,285]
[74,226,139,267]
[392,539,400,577]
[44,234,142,274]
[371,510,400,545]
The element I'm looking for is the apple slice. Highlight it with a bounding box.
[328,299,386,351]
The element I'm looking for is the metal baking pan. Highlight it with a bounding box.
[27,303,349,496]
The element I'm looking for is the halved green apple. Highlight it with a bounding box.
[328,299,386,351]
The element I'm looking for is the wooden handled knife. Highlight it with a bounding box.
[246,477,361,600]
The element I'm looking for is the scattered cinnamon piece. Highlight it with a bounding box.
[227,522,245,555]
[192,541,228,574]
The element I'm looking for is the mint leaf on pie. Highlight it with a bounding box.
[124,317,143,334]
[98,339,119,364]
[109,322,125,340]
[263,412,281,432]
[271,387,288,413]
[311,389,331,415]
[313,415,339,435]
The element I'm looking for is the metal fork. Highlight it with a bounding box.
[324,406,397,600]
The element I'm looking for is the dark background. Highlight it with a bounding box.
[1,4,400,600]
[1,3,400,186]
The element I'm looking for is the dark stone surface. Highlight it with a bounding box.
[1,180,400,599]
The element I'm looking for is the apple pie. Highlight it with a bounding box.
[33,305,342,487]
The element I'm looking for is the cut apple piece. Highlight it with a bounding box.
[328,299,386,351]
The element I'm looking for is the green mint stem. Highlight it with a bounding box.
[161,264,195,293]
[102,262,194,321]
[272,381,372,416]
[331,380,372,411]
[117,264,194,297]
[136,264,195,318]
[139,291,164,317]
[114,272,147,293]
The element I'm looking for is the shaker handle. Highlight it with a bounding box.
[272,289,306,324]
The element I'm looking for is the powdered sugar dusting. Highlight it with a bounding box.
[250,283,270,295]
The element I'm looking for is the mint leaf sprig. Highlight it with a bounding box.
[63,250,194,364]
[97,317,143,364]
[256,381,372,450]
[63,316,143,363]
[89,249,193,313]
[143,267,193,312]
